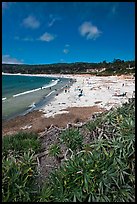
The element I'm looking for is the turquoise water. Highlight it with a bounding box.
[2,75,56,98]
[2,74,70,120]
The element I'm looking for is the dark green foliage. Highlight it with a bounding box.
[2,132,41,202]
[2,132,40,157]
[48,144,61,157]
[40,98,135,202]
[2,59,135,75]
[2,99,135,202]
[2,150,38,202]
[60,128,83,151]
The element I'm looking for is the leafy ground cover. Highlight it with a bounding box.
[40,98,135,202]
[2,132,41,202]
[2,98,135,202]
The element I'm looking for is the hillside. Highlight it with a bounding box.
[2,97,135,202]
[2,59,135,75]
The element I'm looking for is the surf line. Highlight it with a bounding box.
[44,90,55,98]
[13,88,41,97]
[2,97,7,101]
[13,79,60,98]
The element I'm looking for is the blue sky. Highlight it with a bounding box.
[2,2,135,64]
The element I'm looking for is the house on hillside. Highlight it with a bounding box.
[86,68,106,73]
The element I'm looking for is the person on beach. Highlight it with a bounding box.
[78,89,83,97]
[113,92,127,97]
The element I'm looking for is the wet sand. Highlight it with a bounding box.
[2,106,105,136]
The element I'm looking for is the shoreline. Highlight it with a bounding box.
[2,74,135,136]
[2,74,74,121]
[2,106,106,136]
[2,72,78,79]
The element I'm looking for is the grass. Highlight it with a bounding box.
[2,98,135,202]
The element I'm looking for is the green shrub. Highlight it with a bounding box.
[2,132,41,202]
[2,150,38,202]
[60,128,83,151]
[40,99,135,202]
[2,132,40,157]
[2,99,135,202]
[86,116,103,132]
[48,144,61,157]
[41,133,135,201]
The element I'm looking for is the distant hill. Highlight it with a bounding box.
[2,59,135,75]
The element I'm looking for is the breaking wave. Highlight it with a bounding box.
[2,97,7,101]
[12,79,59,98]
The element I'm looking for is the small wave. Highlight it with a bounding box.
[28,102,36,108]
[45,90,55,98]
[2,97,7,101]
[12,79,59,98]
[13,88,41,97]
[42,79,60,89]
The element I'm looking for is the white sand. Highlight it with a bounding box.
[3,72,135,118]
[40,74,135,118]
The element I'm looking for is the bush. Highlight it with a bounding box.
[48,144,61,157]
[2,132,40,157]
[2,132,41,202]
[2,150,38,202]
[40,99,135,202]
[60,128,83,151]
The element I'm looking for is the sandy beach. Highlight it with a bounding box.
[40,74,135,117]
[2,74,135,136]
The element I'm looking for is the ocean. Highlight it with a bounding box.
[2,74,71,120]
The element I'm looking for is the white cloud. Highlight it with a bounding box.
[39,32,56,42]
[63,49,69,54]
[63,44,70,54]
[22,15,40,29]
[79,21,102,40]
[48,15,61,27]
[2,55,23,64]
[14,36,34,42]
[48,19,56,27]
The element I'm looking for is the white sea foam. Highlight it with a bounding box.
[28,102,36,108]
[42,79,60,89]
[12,79,60,98]
[2,97,7,101]
[45,90,55,98]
